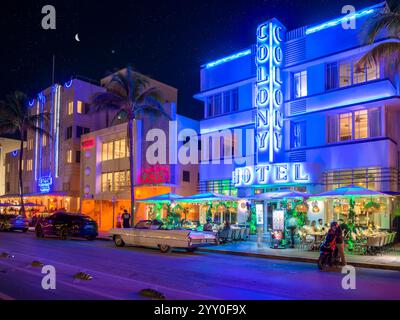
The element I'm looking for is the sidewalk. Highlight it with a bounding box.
[198,240,400,271]
[97,232,400,271]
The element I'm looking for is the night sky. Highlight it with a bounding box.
[1,0,378,119]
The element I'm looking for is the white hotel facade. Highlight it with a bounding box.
[195,2,400,230]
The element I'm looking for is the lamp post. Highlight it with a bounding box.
[112,195,116,229]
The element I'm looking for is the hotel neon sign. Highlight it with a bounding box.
[232,163,310,188]
[255,19,285,164]
[38,176,53,193]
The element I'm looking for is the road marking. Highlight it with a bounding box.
[0,248,219,300]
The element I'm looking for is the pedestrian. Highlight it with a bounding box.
[335,221,347,266]
[116,213,122,228]
[122,210,131,229]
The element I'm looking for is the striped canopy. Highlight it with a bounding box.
[312,185,387,198]
[254,190,310,200]
[136,193,184,204]
[176,192,237,203]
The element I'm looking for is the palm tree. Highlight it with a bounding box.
[0,91,50,216]
[359,1,400,75]
[91,67,171,225]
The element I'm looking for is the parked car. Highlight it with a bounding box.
[0,214,29,232]
[109,220,217,253]
[35,211,98,240]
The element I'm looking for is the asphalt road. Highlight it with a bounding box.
[0,231,399,300]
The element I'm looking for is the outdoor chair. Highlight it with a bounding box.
[239,228,246,241]
[218,229,233,243]
[366,236,381,255]
[243,227,250,240]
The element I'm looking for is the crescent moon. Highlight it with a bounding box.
[75,33,80,42]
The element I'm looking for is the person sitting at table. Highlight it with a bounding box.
[222,221,231,231]
[316,219,325,232]
[311,220,318,233]
[203,218,213,232]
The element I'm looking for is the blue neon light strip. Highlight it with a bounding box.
[34,100,39,181]
[205,49,252,69]
[305,4,382,35]
[54,85,61,178]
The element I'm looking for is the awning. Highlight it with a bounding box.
[136,193,184,204]
[253,190,310,200]
[312,185,387,198]
[176,192,237,203]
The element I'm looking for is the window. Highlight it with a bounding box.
[214,94,222,116]
[354,110,368,140]
[27,159,33,171]
[114,139,127,159]
[67,101,74,115]
[66,150,73,163]
[329,59,380,89]
[290,121,306,148]
[293,71,307,98]
[101,171,130,192]
[327,108,381,143]
[66,126,73,139]
[326,62,338,90]
[339,113,353,141]
[6,163,10,173]
[114,171,129,191]
[101,173,113,192]
[183,171,190,182]
[27,138,33,150]
[76,126,90,138]
[75,151,81,163]
[206,88,239,118]
[339,62,352,87]
[102,139,128,161]
[42,135,47,147]
[77,101,83,114]
[84,103,90,114]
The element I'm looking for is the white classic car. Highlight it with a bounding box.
[109,220,217,253]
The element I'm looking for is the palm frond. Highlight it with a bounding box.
[358,41,400,73]
[362,11,400,44]
[136,86,163,105]
[135,96,172,121]
[91,92,126,112]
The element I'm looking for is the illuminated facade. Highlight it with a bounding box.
[80,113,199,231]
[3,78,107,211]
[195,2,399,228]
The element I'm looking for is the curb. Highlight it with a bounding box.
[97,234,400,272]
[197,248,400,272]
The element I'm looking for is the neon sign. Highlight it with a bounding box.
[205,49,252,69]
[306,7,376,35]
[255,19,285,164]
[38,176,53,193]
[140,165,170,185]
[232,163,310,187]
[11,150,18,157]
[81,138,95,149]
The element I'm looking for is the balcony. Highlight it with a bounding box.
[286,79,397,117]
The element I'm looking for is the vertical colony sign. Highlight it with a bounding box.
[255,19,286,164]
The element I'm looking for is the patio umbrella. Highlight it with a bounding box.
[0,203,14,207]
[312,185,387,198]
[176,192,237,203]
[254,189,310,200]
[136,193,184,204]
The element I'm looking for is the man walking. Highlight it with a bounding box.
[122,210,131,229]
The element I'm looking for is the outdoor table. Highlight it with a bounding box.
[306,232,326,250]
